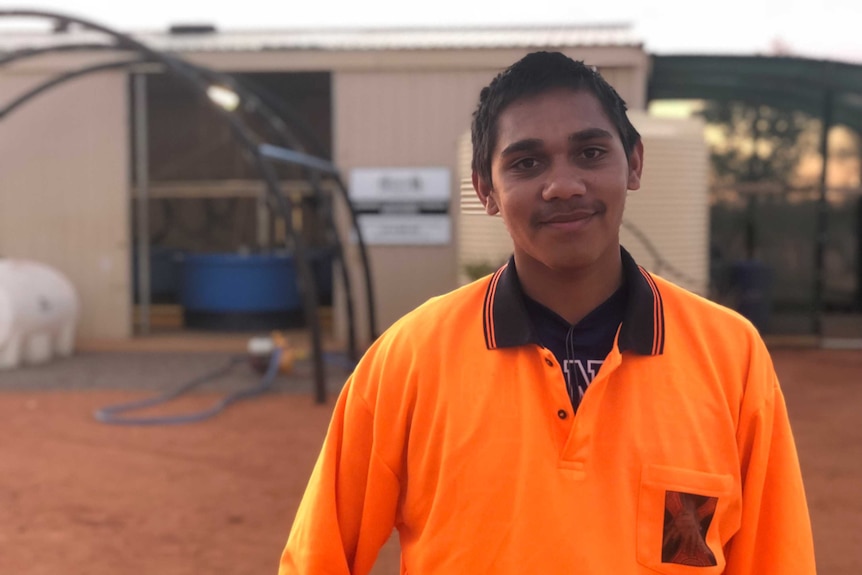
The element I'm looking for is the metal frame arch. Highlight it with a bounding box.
[0,9,377,401]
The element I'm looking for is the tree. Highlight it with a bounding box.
[698,101,819,188]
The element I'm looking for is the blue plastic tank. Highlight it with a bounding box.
[181,252,301,330]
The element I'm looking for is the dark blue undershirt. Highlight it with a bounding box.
[523,283,627,411]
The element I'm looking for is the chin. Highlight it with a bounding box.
[538,250,600,273]
[516,233,617,274]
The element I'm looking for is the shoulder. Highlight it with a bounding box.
[344,275,491,407]
[649,273,776,399]
[650,272,771,371]
[651,273,760,339]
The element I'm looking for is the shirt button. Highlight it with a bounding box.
[544,358,554,367]
[557,409,568,419]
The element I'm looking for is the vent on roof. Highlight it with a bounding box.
[169,24,217,35]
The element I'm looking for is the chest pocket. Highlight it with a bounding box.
[637,464,734,574]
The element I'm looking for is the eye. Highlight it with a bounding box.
[581,147,605,160]
[512,157,540,170]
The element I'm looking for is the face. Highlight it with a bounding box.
[473,88,643,276]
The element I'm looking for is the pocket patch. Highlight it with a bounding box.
[661,490,718,567]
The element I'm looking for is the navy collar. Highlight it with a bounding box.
[481,247,665,356]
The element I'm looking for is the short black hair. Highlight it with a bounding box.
[471,51,641,184]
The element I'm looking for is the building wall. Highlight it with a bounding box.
[0,44,647,342]
[0,71,131,339]
[332,69,494,341]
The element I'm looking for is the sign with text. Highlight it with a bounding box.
[349,168,451,245]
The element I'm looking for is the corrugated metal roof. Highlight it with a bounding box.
[0,25,640,54]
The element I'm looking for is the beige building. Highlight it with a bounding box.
[0,25,705,346]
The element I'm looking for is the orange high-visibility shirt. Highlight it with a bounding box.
[280,249,815,574]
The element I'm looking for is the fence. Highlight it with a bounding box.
[710,184,861,336]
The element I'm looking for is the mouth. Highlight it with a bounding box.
[540,209,599,231]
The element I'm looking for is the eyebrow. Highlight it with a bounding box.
[499,138,543,158]
[569,128,614,143]
[499,128,615,158]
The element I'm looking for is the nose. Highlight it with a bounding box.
[541,162,587,201]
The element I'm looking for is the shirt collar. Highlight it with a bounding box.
[481,247,665,356]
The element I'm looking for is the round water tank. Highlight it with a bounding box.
[0,260,79,369]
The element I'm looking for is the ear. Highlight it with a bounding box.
[472,170,499,216]
[626,139,644,191]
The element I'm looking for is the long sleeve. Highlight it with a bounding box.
[278,375,401,575]
[724,339,816,574]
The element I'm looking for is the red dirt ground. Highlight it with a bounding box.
[0,348,859,574]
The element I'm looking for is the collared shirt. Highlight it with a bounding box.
[281,247,814,575]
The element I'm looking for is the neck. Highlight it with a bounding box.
[515,246,623,325]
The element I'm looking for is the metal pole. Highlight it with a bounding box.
[813,90,833,337]
[856,197,862,312]
[134,73,151,335]
[857,136,862,313]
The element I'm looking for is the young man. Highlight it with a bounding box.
[279,51,815,574]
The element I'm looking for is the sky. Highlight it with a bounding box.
[1,0,862,63]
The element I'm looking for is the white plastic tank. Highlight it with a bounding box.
[0,259,79,369]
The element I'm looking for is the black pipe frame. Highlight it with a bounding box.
[0,9,377,401]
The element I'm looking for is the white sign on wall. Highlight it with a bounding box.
[349,167,451,246]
